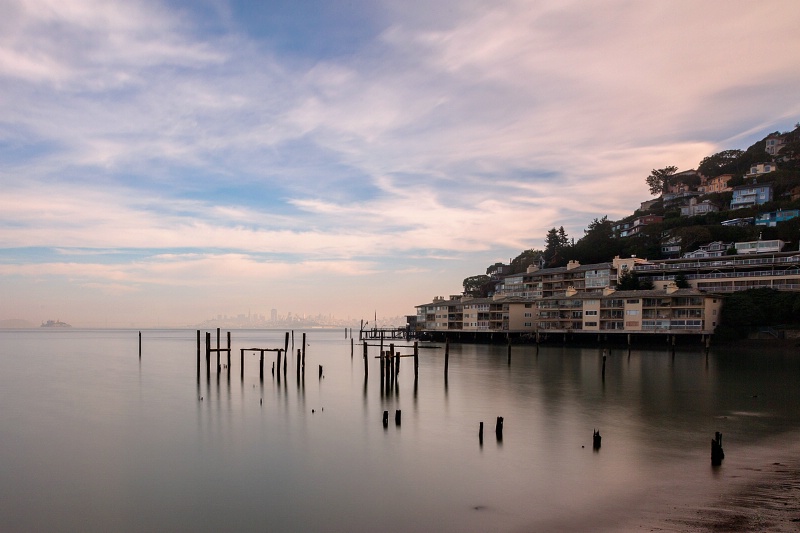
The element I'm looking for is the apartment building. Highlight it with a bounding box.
[535,285,722,334]
[731,182,773,210]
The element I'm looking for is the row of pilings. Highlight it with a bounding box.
[138,327,725,462]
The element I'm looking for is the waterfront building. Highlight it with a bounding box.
[535,285,721,335]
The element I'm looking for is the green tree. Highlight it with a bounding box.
[674,273,690,289]
[462,275,491,297]
[697,150,744,177]
[544,226,570,266]
[616,270,639,290]
[646,166,678,196]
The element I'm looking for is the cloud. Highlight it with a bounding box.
[2,0,800,324]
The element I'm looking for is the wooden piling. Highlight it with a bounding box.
[495,416,504,440]
[593,429,602,450]
[227,331,231,369]
[277,350,283,379]
[363,341,368,378]
[413,341,419,379]
[479,422,484,443]
[319,364,323,380]
[444,339,450,377]
[390,343,396,378]
[284,331,289,356]
[196,330,200,369]
[297,349,301,378]
[283,347,287,376]
[205,332,211,375]
[383,410,389,428]
[240,349,244,379]
[302,333,306,367]
[351,337,354,358]
[711,432,724,465]
[395,409,401,426]
[216,328,221,372]
[260,351,264,381]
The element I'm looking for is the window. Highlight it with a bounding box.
[626,310,639,316]
[524,303,532,308]
[585,321,597,327]
[524,312,532,318]
[524,322,532,327]
[585,310,598,316]
[626,299,640,304]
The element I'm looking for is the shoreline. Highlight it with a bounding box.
[621,432,800,532]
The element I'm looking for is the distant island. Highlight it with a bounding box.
[41,320,71,328]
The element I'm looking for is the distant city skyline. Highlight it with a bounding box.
[1,0,800,327]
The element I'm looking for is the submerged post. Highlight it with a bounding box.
[383,410,388,428]
[260,351,264,381]
[593,429,602,450]
[205,332,211,375]
[413,341,419,379]
[389,343,395,379]
[139,331,141,359]
[284,331,290,356]
[302,333,306,366]
[277,350,283,380]
[351,337,354,358]
[445,339,450,377]
[711,432,724,465]
[495,416,504,441]
[363,341,368,379]
[395,409,401,426]
[196,330,200,369]
[479,421,484,444]
[227,331,231,369]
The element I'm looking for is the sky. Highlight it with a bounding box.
[1,0,799,327]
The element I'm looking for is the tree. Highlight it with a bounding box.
[697,150,744,178]
[674,273,690,289]
[544,226,570,266]
[645,166,678,196]
[616,270,639,290]
[462,275,492,298]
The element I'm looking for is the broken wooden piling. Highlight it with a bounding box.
[711,432,724,465]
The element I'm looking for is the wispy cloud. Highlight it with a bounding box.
[1,0,799,325]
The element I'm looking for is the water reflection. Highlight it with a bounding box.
[1,329,799,533]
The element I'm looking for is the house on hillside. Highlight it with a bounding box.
[680,198,719,217]
[682,241,733,259]
[703,174,733,194]
[613,215,663,237]
[755,209,800,227]
[745,162,776,179]
[765,134,786,156]
[735,239,785,254]
[730,181,773,210]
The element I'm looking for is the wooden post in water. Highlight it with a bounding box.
[495,416,504,441]
[196,330,200,370]
[593,429,602,450]
[711,432,724,465]
[390,343,396,379]
[395,409,401,426]
[413,341,419,379]
[291,330,294,351]
[363,341,368,379]
[383,410,389,428]
[602,350,607,380]
[260,351,264,381]
[240,349,244,379]
[283,346,287,376]
[444,339,450,377]
[302,333,306,366]
[318,364,323,380]
[277,350,283,380]
[297,349,301,379]
[139,331,142,359]
[205,332,211,375]
[227,331,231,369]
[479,422,484,444]
[284,331,289,356]
[216,328,221,372]
[351,337,354,358]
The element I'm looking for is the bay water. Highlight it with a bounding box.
[1,328,798,532]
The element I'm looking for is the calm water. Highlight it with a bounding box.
[1,328,798,532]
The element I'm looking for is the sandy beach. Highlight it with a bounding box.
[627,434,800,532]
